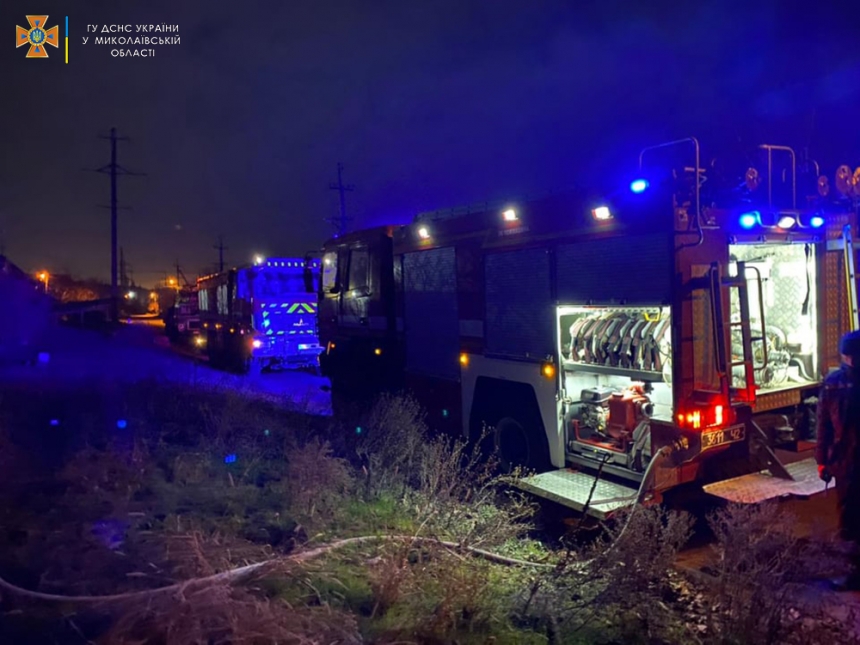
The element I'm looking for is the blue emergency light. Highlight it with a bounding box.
[629,179,649,194]
[739,210,825,230]
[739,211,759,229]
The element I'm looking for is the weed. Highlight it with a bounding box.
[704,501,857,645]
[284,437,352,525]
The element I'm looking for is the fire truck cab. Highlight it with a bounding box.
[319,138,860,517]
[318,226,404,403]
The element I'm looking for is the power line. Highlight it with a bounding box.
[327,162,354,237]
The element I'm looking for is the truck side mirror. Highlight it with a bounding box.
[303,267,314,293]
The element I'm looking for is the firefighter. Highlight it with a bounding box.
[817,329,860,589]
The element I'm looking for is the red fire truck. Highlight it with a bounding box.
[198,257,322,373]
[319,138,860,517]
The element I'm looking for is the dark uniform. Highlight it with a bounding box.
[816,330,860,587]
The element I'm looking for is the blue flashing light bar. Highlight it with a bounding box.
[810,215,825,229]
[262,259,322,269]
[629,178,649,193]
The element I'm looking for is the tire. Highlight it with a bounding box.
[494,416,551,473]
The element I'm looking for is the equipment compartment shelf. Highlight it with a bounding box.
[562,360,665,382]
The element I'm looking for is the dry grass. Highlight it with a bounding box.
[284,438,353,523]
[4,382,860,645]
[98,584,362,645]
[702,501,860,645]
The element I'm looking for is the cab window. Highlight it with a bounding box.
[348,249,370,291]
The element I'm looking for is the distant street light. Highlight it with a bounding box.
[37,271,49,294]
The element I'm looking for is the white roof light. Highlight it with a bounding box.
[592,206,612,221]
[777,215,796,229]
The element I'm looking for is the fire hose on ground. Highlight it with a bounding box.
[0,447,673,605]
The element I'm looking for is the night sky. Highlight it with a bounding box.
[2,0,859,285]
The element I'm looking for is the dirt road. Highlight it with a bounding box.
[0,320,331,415]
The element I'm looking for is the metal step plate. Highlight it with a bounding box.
[515,469,640,520]
[702,458,826,504]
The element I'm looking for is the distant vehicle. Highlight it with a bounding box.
[164,286,201,347]
[319,137,860,518]
[197,257,322,373]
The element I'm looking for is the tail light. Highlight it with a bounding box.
[676,403,729,430]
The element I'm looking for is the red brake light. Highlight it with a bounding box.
[677,403,729,430]
[714,405,724,426]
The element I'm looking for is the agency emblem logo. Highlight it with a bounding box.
[16,15,59,58]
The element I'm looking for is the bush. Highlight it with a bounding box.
[704,501,857,645]
[284,438,352,524]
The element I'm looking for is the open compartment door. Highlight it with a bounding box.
[702,457,825,503]
[516,470,641,520]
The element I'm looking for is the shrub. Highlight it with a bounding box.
[284,438,352,524]
[704,501,856,645]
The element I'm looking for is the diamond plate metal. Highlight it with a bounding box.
[515,469,640,519]
[702,457,825,504]
[753,387,801,413]
[824,249,842,373]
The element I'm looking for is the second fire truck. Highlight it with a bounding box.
[198,257,323,373]
[319,138,860,517]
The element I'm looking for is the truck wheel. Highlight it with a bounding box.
[494,416,550,473]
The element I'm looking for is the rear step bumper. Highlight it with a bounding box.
[515,469,640,520]
[702,457,826,504]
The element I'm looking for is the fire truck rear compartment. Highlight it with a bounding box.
[729,242,818,396]
[558,305,673,475]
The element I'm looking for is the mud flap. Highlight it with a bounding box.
[748,420,793,481]
[515,469,641,520]
[702,457,826,504]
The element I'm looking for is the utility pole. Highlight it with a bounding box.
[213,235,228,272]
[119,247,129,290]
[89,127,144,323]
[327,162,354,236]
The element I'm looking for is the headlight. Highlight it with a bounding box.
[252,339,263,349]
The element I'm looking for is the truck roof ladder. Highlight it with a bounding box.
[844,224,859,332]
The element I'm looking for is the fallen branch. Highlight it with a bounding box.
[0,534,554,605]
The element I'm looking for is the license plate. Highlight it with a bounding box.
[702,424,745,450]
